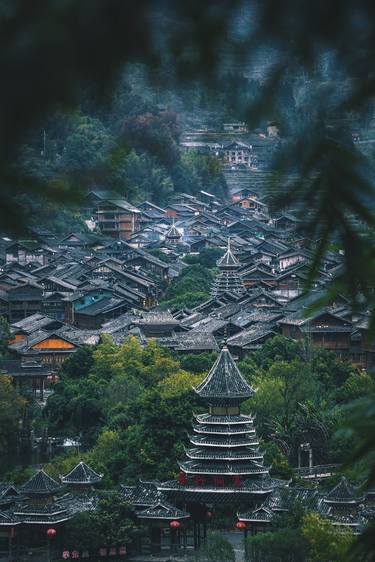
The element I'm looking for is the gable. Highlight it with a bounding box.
[32,337,76,350]
[311,312,351,328]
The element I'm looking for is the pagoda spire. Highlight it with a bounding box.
[166,218,181,244]
[211,238,246,297]
[194,345,254,404]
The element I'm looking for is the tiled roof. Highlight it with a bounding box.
[138,499,190,520]
[61,462,102,485]
[20,469,60,495]
[194,346,255,402]
[324,477,363,504]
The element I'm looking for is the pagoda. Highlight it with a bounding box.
[126,348,286,553]
[165,219,182,246]
[159,345,283,505]
[211,238,246,298]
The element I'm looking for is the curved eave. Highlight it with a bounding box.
[184,449,264,461]
[61,478,102,485]
[194,392,254,401]
[15,517,70,524]
[159,484,272,495]
[193,427,255,436]
[324,498,362,505]
[194,413,255,425]
[138,514,190,520]
[238,516,272,523]
[178,463,269,476]
[189,436,260,448]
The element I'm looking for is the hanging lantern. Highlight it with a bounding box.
[206,511,213,519]
[236,521,246,530]
[178,471,187,485]
[169,520,181,529]
[8,527,16,538]
[46,528,57,537]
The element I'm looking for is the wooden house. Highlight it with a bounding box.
[278,310,353,359]
[96,199,141,240]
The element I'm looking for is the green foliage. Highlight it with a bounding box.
[64,492,139,551]
[246,528,308,562]
[246,500,309,562]
[0,317,11,358]
[239,336,368,470]
[301,512,354,562]
[246,506,353,562]
[183,248,223,268]
[262,441,293,479]
[0,376,26,462]
[177,351,218,374]
[162,264,215,309]
[247,335,306,370]
[44,336,203,483]
[59,346,94,380]
[58,113,115,181]
[195,533,235,562]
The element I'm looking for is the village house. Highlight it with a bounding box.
[223,140,254,167]
[96,199,141,240]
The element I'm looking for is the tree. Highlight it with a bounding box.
[195,533,235,562]
[246,529,307,562]
[64,493,139,551]
[0,376,26,463]
[58,114,115,183]
[301,513,353,562]
[162,264,215,309]
[178,351,218,374]
[0,316,10,358]
[59,346,94,380]
[183,248,223,268]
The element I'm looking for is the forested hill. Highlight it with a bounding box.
[17,64,240,233]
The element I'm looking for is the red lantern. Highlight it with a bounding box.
[46,528,57,538]
[170,520,181,529]
[236,521,246,530]
[178,472,187,485]
[8,527,16,538]
[206,511,213,519]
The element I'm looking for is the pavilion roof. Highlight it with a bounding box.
[138,499,190,520]
[121,481,160,507]
[238,506,273,523]
[61,462,103,485]
[324,477,363,504]
[13,502,69,524]
[194,345,255,402]
[20,469,60,496]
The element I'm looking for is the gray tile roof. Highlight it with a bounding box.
[194,346,255,402]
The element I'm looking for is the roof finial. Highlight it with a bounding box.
[223,324,228,346]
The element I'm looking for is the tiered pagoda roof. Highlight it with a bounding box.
[194,345,255,404]
[211,239,246,298]
[158,345,280,504]
[165,220,182,243]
